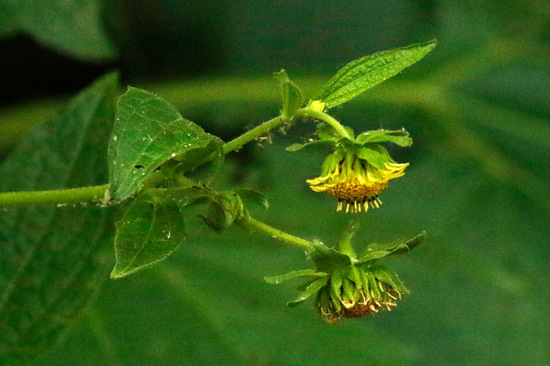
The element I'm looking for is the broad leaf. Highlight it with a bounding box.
[358,232,425,263]
[312,39,437,108]
[264,269,327,284]
[1,0,116,61]
[0,73,118,363]
[287,277,328,307]
[108,87,220,201]
[274,70,304,120]
[111,195,186,279]
[356,129,413,146]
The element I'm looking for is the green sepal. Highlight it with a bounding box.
[357,232,426,263]
[338,220,360,258]
[312,39,437,109]
[347,265,364,290]
[274,69,304,120]
[309,244,352,273]
[355,129,413,147]
[287,277,329,307]
[320,149,345,176]
[370,265,409,294]
[264,269,327,284]
[356,145,392,169]
[329,272,344,302]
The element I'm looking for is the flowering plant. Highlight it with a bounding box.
[0,39,436,345]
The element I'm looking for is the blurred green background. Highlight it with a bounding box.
[1,0,549,364]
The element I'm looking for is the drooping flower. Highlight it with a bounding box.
[307,146,408,213]
[287,124,413,213]
[265,224,425,323]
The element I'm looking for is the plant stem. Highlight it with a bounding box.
[0,108,340,207]
[244,215,317,250]
[295,108,353,139]
[0,184,109,207]
[222,115,285,154]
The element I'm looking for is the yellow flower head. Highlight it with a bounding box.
[307,145,408,213]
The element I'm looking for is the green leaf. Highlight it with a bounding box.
[274,70,304,120]
[110,195,186,279]
[264,269,327,284]
[2,0,116,61]
[370,265,408,293]
[312,39,437,108]
[309,245,352,273]
[0,73,118,363]
[358,232,425,263]
[108,87,220,201]
[356,145,391,169]
[285,139,336,152]
[356,129,413,146]
[287,277,329,307]
[317,122,354,142]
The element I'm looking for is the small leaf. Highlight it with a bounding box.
[312,40,437,108]
[287,277,329,307]
[357,232,426,263]
[110,195,186,279]
[356,129,413,147]
[285,139,336,152]
[108,87,219,201]
[264,269,327,284]
[370,265,409,293]
[274,70,304,120]
[309,244,352,273]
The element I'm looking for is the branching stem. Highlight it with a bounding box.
[0,107,347,207]
[244,215,317,250]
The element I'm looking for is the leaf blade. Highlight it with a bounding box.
[108,87,218,201]
[0,73,119,363]
[313,40,437,108]
[110,195,186,279]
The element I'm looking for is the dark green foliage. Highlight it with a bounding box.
[0,73,118,363]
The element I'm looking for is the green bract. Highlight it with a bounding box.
[274,70,304,121]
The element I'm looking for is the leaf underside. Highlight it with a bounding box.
[0,73,119,363]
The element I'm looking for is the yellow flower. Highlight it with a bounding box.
[307,147,408,213]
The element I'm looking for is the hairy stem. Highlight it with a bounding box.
[0,184,109,207]
[244,215,317,250]
[295,108,352,139]
[222,115,285,154]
